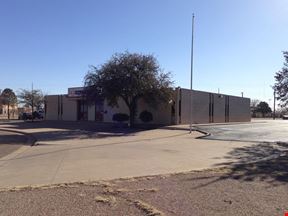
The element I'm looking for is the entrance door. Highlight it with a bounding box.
[77,100,88,121]
[95,100,104,122]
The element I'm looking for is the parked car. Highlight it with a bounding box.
[20,112,33,120]
[18,111,44,120]
[283,114,288,120]
[32,111,44,119]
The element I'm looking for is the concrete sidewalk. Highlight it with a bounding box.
[0,122,279,188]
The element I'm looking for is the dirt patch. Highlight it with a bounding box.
[132,199,164,216]
[0,167,287,216]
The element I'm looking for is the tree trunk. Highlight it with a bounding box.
[7,103,10,120]
[129,108,133,128]
[121,96,138,128]
[128,98,138,128]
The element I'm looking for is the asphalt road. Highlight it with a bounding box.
[197,119,288,143]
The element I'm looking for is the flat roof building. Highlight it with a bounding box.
[45,87,251,125]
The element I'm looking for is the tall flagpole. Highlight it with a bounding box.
[32,82,34,122]
[190,14,195,133]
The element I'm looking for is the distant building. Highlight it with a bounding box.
[0,104,18,120]
[45,87,250,125]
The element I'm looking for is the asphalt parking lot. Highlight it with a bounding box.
[197,119,288,143]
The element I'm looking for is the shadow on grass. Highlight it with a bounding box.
[188,142,288,187]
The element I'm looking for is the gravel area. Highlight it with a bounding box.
[0,131,28,158]
[1,156,287,216]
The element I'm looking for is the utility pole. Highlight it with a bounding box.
[189,14,195,134]
[273,90,276,120]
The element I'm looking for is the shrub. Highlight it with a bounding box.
[139,110,153,123]
[112,113,129,122]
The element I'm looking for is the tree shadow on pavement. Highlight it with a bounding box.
[0,132,30,159]
[187,142,288,187]
[0,133,28,145]
[219,142,288,184]
[0,121,145,142]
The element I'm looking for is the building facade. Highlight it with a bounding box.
[0,104,18,120]
[45,87,251,125]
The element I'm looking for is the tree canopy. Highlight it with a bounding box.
[274,51,288,107]
[84,52,174,127]
[255,101,272,117]
[18,89,45,110]
[1,88,17,119]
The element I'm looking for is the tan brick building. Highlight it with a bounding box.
[0,104,18,120]
[45,87,250,125]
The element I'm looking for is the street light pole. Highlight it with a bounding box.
[189,14,195,134]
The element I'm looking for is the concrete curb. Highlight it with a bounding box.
[191,121,264,127]
[193,128,211,139]
[0,128,37,146]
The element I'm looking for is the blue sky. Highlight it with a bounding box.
[1,0,287,107]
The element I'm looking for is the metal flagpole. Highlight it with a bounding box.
[190,14,195,133]
[32,82,34,122]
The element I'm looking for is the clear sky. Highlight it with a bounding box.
[1,0,287,107]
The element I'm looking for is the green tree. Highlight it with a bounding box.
[255,101,272,117]
[1,88,17,119]
[274,51,288,107]
[84,52,174,127]
[18,89,45,111]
